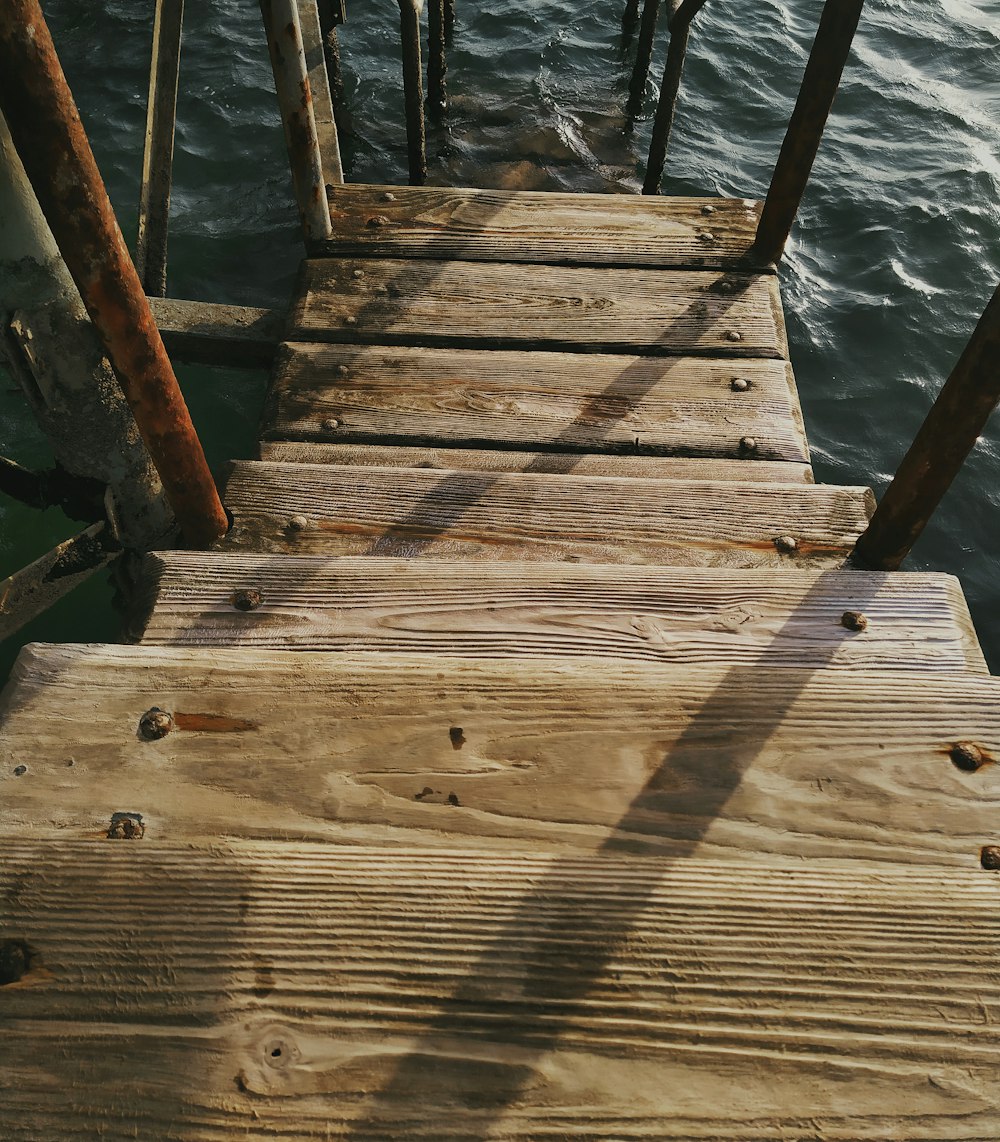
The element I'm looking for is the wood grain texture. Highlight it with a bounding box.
[257,441,815,482]
[317,183,767,269]
[289,259,789,359]
[2,644,998,863]
[220,460,873,568]
[132,554,988,674]
[263,343,810,461]
[2,841,999,1139]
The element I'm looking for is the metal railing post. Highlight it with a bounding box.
[0,1,228,550]
[851,283,1000,571]
[136,0,184,297]
[398,0,428,185]
[753,0,865,265]
[627,0,662,117]
[260,0,335,241]
[427,0,448,116]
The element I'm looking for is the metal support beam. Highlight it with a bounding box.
[427,0,448,116]
[398,0,427,185]
[627,0,661,117]
[318,0,346,120]
[298,0,344,185]
[0,1,228,550]
[136,0,184,297]
[753,0,865,265]
[260,0,336,239]
[852,283,1000,571]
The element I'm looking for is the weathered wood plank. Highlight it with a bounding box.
[220,461,872,568]
[289,259,789,359]
[2,841,999,1138]
[2,644,998,862]
[263,344,810,461]
[316,183,767,270]
[258,441,816,482]
[148,296,284,368]
[132,554,988,674]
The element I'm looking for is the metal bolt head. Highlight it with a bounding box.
[344,315,358,326]
[352,268,365,279]
[774,535,797,554]
[701,204,715,215]
[322,417,341,431]
[381,191,396,202]
[232,588,263,612]
[366,215,390,228]
[725,329,743,342]
[840,610,868,632]
[980,845,1000,870]
[951,742,987,772]
[108,814,144,840]
[730,377,751,393]
[335,364,349,377]
[697,230,716,243]
[739,436,757,454]
[287,514,309,533]
[138,707,173,741]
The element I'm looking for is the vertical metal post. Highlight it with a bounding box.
[298,0,344,185]
[0,2,228,550]
[0,110,173,551]
[318,0,346,118]
[753,0,865,265]
[852,283,1000,571]
[260,0,335,241]
[398,0,427,185]
[427,0,448,116]
[136,0,184,298]
[444,0,455,38]
[627,0,661,117]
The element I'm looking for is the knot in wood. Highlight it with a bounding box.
[232,588,263,612]
[950,742,987,773]
[0,940,32,986]
[138,707,173,741]
[840,610,868,632]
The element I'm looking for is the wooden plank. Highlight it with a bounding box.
[220,460,872,568]
[264,344,810,462]
[2,840,999,1138]
[2,644,999,863]
[148,296,284,368]
[318,183,768,270]
[289,259,789,359]
[132,554,989,674]
[258,441,816,482]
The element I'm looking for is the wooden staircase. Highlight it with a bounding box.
[2,185,999,1139]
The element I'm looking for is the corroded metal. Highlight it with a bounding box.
[754,0,865,264]
[0,2,227,550]
[298,0,343,184]
[260,0,336,238]
[398,0,428,185]
[318,0,346,115]
[852,282,1000,571]
[427,0,448,115]
[136,0,184,297]
[626,0,661,117]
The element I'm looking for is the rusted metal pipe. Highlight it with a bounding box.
[136,0,184,297]
[297,0,344,185]
[427,0,448,116]
[753,0,865,265]
[260,0,335,239]
[0,10,226,550]
[318,0,346,120]
[627,0,662,118]
[444,0,455,38]
[398,0,428,185]
[852,283,1000,571]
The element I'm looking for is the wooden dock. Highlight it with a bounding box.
[2,184,999,1139]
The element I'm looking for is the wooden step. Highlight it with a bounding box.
[263,344,809,462]
[318,183,767,270]
[3,840,999,1139]
[220,460,873,568]
[132,555,987,674]
[3,643,998,863]
[258,441,815,483]
[289,259,788,359]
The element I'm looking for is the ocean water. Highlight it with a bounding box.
[1,0,998,680]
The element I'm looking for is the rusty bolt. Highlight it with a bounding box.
[287,514,309,533]
[108,814,145,840]
[138,707,173,741]
[697,230,716,243]
[739,436,757,454]
[730,377,751,392]
[335,364,349,377]
[344,315,358,326]
[774,535,797,554]
[725,329,743,342]
[352,268,365,279]
[840,610,868,632]
[322,417,341,431]
[12,765,26,777]
[381,191,396,202]
[701,204,715,215]
[232,588,263,612]
[980,846,1000,870]
[950,742,987,773]
[366,215,390,228]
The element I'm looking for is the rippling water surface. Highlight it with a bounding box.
[1,0,998,677]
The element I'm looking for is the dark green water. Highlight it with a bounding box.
[1,0,998,679]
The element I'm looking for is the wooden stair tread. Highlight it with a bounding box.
[3,643,998,863]
[263,344,809,462]
[317,183,767,270]
[3,840,999,1139]
[258,441,815,482]
[132,555,987,674]
[220,460,873,568]
[289,258,788,359]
